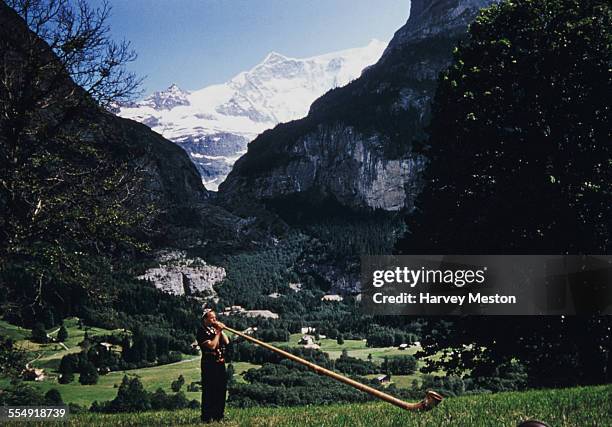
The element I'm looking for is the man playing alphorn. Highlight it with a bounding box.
[197,309,229,423]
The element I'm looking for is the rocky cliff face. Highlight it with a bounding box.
[220,0,498,216]
[226,123,425,212]
[384,0,497,48]
[138,251,226,297]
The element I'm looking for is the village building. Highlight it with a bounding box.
[303,343,321,350]
[375,374,390,384]
[22,364,45,382]
[245,310,279,319]
[321,294,343,302]
[288,283,302,292]
[222,305,246,315]
[299,335,315,345]
[98,342,113,351]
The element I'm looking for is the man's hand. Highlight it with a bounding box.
[213,321,226,331]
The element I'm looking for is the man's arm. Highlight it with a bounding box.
[200,330,221,350]
[200,322,229,350]
[221,331,230,346]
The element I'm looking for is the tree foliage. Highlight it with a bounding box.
[401,0,612,388]
[170,374,185,392]
[0,336,28,381]
[31,322,48,343]
[381,355,417,375]
[230,362,376,408]
[78,360,99,385]
[5,0,142,108]
[0,0,151,325]
[91,375,198,413]
[403,0,610,254]
[57,324,69,342]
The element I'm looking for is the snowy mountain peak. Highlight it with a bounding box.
[262,51,288,64]
[142,83,191,111]
[166,83,185,92]
[119,39,388,190]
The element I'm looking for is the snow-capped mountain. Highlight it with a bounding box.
[140,84,191,110]
[119,39,387,190]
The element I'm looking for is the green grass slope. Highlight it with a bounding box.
[31,360,258,406]
[7,384,609,427]
[1,319,435,408]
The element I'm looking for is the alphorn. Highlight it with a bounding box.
[222,325,443,411]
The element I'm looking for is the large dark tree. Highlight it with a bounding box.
[402,0,610,254]
[0,1,151,325]
[57,324,69,342]
[31,322,49,343]
[0,336,28,381]
[78,359,99,385]
[399,0,611,387]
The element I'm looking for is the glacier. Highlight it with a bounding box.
[118,39,387,190]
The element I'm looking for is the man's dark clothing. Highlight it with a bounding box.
[197,326,227,422]
[201,358,227,422]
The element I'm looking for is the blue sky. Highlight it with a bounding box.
[98,0,411,94]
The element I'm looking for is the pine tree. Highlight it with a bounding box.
[171,374,185,392]
[0,336,28,380]
[58,353,78,384]
[132,332,148,363]
[226,364,235,384]
[79,361,99,385]
[58,372,74,384]
[44,389,64,405]
[80,331,91,349]
[57,325,68,342]
[110,375,151,411]
[31,323,48,344]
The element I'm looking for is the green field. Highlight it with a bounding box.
[278,333,441,387]
[0,317,121,370]
[0,319,31,341]
[31,360,259,406]
[281,333,421,361]
[5,385,609,426]
[1,322,440,407]
[3,321,611,425]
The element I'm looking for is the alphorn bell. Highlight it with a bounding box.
[222,325,443,411]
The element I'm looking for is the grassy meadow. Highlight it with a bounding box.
[3,384,609,426]
[5,320,607,427]
[1,321,436,408]
[279,333,418,361]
